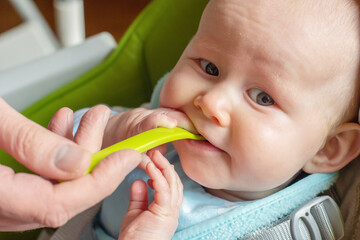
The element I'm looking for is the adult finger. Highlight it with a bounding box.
[0,98,91,180]
[0,149,142,230]
[0,215,43,231]
[47,149,142,227]
[74,105,110,153]
[48,107,74,140]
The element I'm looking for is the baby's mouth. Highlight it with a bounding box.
[192,131,224,152]
[187,121,221,149]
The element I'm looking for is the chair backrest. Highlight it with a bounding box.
[0,0,60,71]
[0,32,116,111]
[0,0,208,172]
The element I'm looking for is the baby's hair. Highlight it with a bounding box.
[325,0,360,128]
[337,78,360,125]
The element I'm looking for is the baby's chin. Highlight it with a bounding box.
[178,160,296,200]
[202,182,294,201]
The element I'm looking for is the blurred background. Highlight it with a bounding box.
[0,0,151,42]
[0,0,151,72]
[0,0,153,112]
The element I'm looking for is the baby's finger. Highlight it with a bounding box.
[150,151,179,207]
[136,110,177,134]
[158,109,197,134]
[146,144,167,159]
[127,180,148,212]
[145,161,171,207]
[150,150,171,170]
[151,151,176,188]
[175,170,184,209]
[138,153,151,171]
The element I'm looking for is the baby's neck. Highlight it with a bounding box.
[205,172,302,201]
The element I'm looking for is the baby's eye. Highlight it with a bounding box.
[200,60,219,76]
[248,88,275,106]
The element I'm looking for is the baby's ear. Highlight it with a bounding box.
[304,122,360,173]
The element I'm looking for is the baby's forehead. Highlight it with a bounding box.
[207,0,359,30]
[204,0,359,68]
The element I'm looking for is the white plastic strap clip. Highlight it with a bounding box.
[290,196,344,240]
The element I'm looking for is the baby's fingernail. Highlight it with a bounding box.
[67,110,73,125]
[54,145,86,172]
[147,161,155,169]
[139,154,150,170]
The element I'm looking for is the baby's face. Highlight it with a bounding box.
[159,0,358,199]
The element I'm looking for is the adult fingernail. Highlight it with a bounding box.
[54,145,87,173]
[103,108,110,128]
[67,109,73,125]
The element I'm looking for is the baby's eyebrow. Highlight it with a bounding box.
[252,50,286,74]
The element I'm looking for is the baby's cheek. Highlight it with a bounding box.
[230,148,296,189]
[159,81,181,108]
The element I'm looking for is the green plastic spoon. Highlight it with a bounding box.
[86,127,205,173]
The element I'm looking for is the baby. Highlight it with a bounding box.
[75,0,360,239]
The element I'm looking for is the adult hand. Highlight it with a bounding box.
[0,100,142,231]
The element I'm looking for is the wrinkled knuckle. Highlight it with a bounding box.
[84,105,109,122]
[42,206,70,228]
[13,122,37,160]
[143,115,158,128]
[47,119,63,134]
[81,112,97,128]
[129,107,146,116]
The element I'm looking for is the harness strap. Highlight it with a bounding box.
[242,196,344,240]
[38,202,101,240]
[38,196,343,240]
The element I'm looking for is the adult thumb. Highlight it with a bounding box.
[0,99,91,180]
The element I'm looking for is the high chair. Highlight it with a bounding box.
[1,0,358,239]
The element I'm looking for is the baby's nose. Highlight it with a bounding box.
[194,94,230,127]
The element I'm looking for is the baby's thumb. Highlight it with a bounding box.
[128,180,149,212]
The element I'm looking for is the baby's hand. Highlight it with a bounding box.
[103,107,196,151]
[118,150,183,240]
